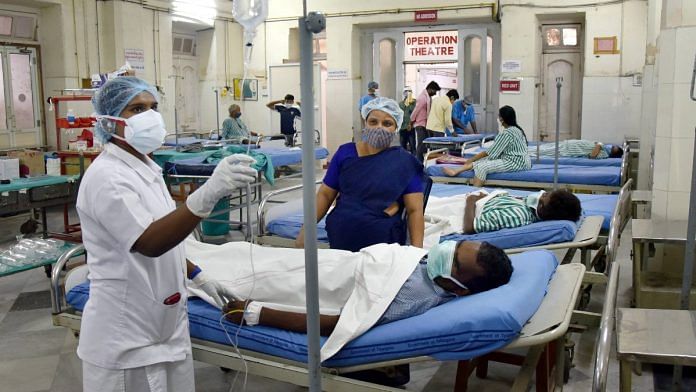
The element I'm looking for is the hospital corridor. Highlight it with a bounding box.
[0,1,694,391]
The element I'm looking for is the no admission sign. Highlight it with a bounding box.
[404,31,458,62]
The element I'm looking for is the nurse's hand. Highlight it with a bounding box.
[192,270,240,308]
[186,154,258,218]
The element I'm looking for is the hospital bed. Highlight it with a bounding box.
[51,244,586,391]
[254,182,607,266]
[452,141,629,168]
[163,136,260,149]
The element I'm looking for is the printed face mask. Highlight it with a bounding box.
[426,241,468,291]
[361,127,395,149]
[98,109,166,154]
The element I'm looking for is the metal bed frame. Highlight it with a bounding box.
[424,142,631,194]
[422,133,496,159]
[50,244,585,391]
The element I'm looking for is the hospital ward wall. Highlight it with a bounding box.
[498,1,647,143]
[649,0,696,221]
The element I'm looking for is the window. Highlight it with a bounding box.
[542,24,581,51]
[173,33,196,56]
[287,28,327,61]
[0,13,36,40]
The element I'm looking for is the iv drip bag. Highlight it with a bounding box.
[231,0,268,68]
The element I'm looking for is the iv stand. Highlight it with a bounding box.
[673,53,696,392]
[553,77,563,190]
[299,6,326,392]
[168,73,184,151]
[214,88,221,139]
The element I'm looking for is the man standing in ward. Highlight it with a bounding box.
[411,81,440,162]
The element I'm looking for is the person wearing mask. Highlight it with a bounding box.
[221,104,261,144]
[411,81,441,161]
[77,77,257,391]
[443,106,531,187]
[426,89,457,137]
[358,81,379,113]
[266,94,301,147]
[452,95,478,135]
[398,86,417,154]
[296,97,425,252]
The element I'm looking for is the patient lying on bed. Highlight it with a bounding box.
[462,189,582,234]
[424,189,582,237]
[528,139,624,159]
[222,241,512,336]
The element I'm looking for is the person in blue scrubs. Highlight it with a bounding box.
[451,95,478,134]
[358,81,379,127]
[296,97,425,252]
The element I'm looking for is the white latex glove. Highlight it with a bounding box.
[192,270,240,308]
[186,154,257,218]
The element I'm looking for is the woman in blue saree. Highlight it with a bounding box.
[296,97,425,251]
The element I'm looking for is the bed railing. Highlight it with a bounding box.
[619,141,631,186]
[50,243,85,315]
[257,181,322,236]
[592,262,620,391]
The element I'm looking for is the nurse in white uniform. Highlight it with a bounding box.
[76,77,257,392]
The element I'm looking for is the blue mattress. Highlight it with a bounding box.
[164,147,329,175]
[265,210,576,249]
[426,163,622,187]
[461,148,621,167]
[424,133,496,144]
[66,250,558,366]
[430,183,617,231]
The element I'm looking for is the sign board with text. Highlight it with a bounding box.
[500,79,521,93]
[414,10,437,23]
[404,30,458,62]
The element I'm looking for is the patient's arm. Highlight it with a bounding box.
[590,143,602,159]
[463,193,486,234]
[224,300,340,336]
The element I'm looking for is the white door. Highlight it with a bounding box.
[372,32,404,100]
[539,52,582,141]
[172,56,199,132]
[0,46,41,149]
[458,28,490,132]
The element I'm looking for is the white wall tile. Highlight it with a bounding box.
[652,136,672,191]
[674,27,696,84]
[652,189,668,220]
[667,191,691,221]
[671,83,696,139]
[655,83,675,138]
[668,137,695,192]
[656,29,676,84]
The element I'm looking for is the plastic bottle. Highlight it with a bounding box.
[67,109,76,125]
[231,0,268,71]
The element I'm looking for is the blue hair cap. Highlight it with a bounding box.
[92,77,159,143]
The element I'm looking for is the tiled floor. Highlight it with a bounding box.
[0,175,660,391]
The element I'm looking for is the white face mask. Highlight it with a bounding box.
[525,190,546,216]
[98,109,167,154]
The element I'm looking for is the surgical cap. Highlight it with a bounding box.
[360,97,405,129]
[92,76,159,143]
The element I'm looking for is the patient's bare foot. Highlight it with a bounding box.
[443,167,460,177]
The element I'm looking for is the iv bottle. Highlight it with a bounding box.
[231,0,269,70]
[67,109,76,125]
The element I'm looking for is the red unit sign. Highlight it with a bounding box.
[500,79,521,93]
[415,10,437,23]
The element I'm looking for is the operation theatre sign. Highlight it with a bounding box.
[404,31,458,62]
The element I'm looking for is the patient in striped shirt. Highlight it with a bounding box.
[462,189,582,234]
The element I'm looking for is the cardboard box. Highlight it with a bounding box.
[0,158,20,180]
[7,149,45,176]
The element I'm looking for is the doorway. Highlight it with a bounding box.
[0,45,41,149]
[172,56,199,132]
[538,24,583,141]
[370,27,495,131]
